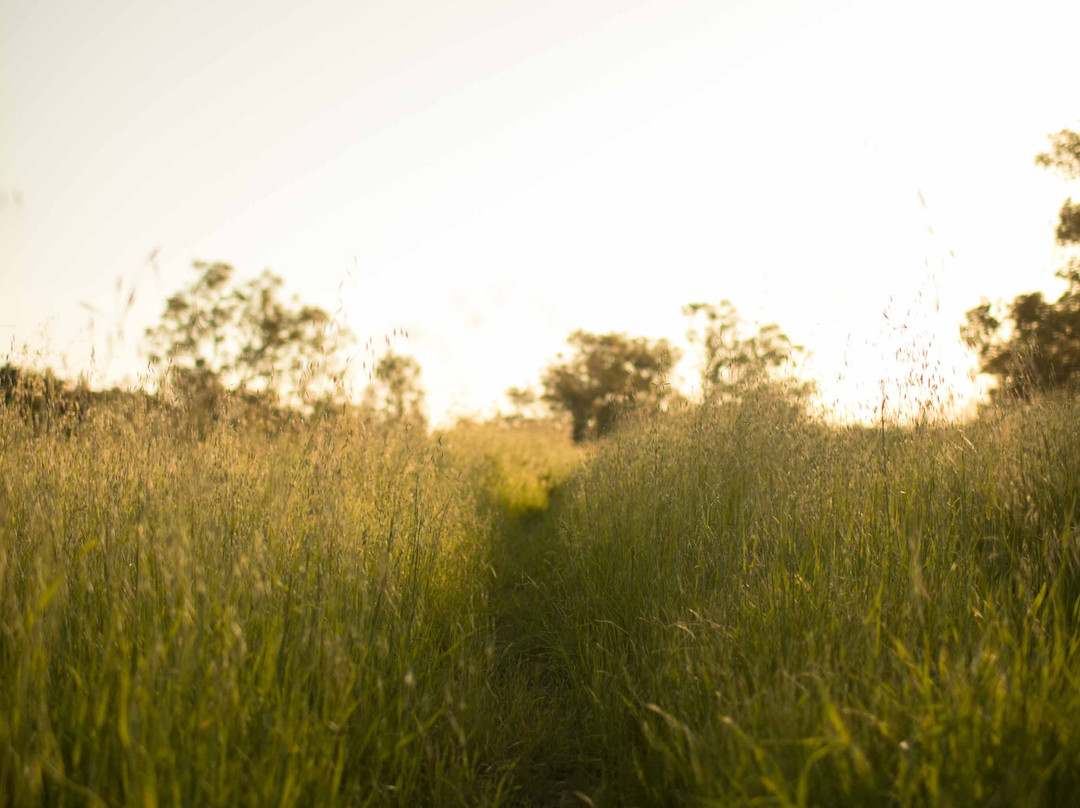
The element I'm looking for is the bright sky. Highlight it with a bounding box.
[3,0,1079,424]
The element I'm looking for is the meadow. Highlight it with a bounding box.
[3,389,1080,807]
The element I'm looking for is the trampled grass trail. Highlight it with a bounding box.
[438,420,598,806]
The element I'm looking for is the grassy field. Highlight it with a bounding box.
[3,392,1080,806]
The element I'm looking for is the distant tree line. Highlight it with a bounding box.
[131,259,813,444]
[144,261,426,432]
[4,257,817,443]
[12,123,1080,437]
[523,301,808,443]
[2,262,428,437]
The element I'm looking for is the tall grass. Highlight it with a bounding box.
[541,396,1080,806]
[0,405,509,807]
[4,389,1080,806]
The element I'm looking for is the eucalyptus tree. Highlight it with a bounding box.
[145,261,353,409]
[683,300,810,408]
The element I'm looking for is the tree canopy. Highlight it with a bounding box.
[964,127,1080,399]
[683,300,808,403]
[362,350,427,430]
[145,261,352,406]
[963,264,1080,398]
[541,330,680,442]
[1035,129,1080,246]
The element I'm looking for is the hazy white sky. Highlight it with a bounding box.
[3,0,1079,423]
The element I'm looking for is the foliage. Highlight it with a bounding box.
[963,128,1080,398]
[503,385,546,422]
[1035,128,1080,245]
[540,330,680,443]
[362,350,427,430]
[144,261,352,408]
[683,300,811,405]
[963,264,1080,398]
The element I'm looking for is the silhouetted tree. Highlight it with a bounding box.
[541,330,679,442]
[502,385,548,423]
[962,129,1080,399]
[683,301,809,404]
[505,386,537,413]
[963,263,1080,399]
[145,261,352,409]
[363,351,427,430]
[1035,129,1080,246]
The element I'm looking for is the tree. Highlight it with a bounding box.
[363,350,427,429]
[683,301,810,404]
[1035,129,1080,246]
[541,330,680,442]
[145,261,352,407]
[963,263,1080,398]
[505,385,537,413]
[962,128,1080,398]
[503,386,547,422]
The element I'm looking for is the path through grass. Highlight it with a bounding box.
[6,399,1080,806]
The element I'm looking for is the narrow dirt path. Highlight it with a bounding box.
[482,491,602,807]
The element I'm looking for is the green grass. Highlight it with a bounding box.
[0,408,506,807]
[3,394,1080,806]
[537,399,1080,806]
